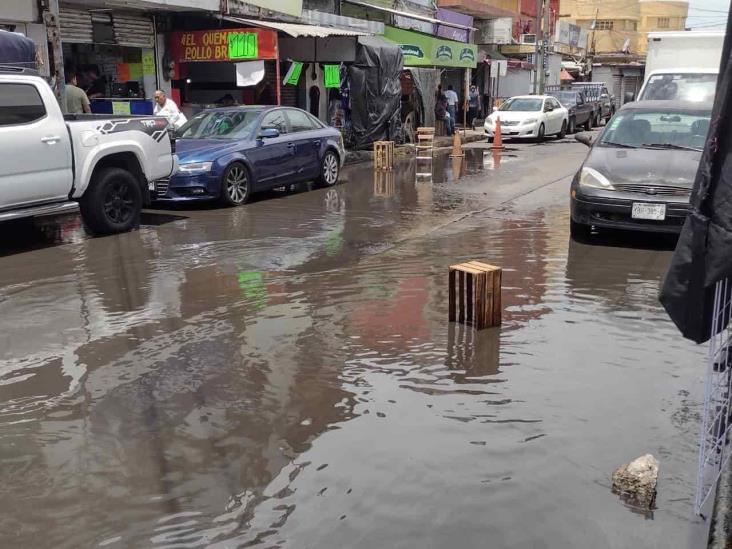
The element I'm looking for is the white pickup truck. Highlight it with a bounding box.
[0,66,176,234]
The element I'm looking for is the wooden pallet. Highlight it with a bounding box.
[374,141,394,170]
[448,261,502,330]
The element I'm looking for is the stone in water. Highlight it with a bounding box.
[612,454,659,509]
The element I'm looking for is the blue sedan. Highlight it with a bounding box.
[153,106,346,205]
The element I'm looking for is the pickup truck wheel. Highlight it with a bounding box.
[568,117,576,134]
[81,167,141,235]
[221,162,250,206]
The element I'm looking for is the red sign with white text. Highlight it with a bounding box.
[169,28,278,62]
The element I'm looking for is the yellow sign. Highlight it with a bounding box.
[142,50,155,75]
[112,101,131,115]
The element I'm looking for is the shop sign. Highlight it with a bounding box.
[324,64,341,88]
[284,61,304,85]
[399,45,424,59]
[382,26,477,68]
[142,50,156,75]
[169,28,277,63]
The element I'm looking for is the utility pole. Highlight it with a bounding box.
[44,0,66,112]
[540,0,550,94]
[533,0,541,94]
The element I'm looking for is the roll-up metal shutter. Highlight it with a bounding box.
[59,8,93,44]
[113,13,154,48]
[59,9,153,48]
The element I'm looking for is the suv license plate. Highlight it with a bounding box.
[632,203,666,220]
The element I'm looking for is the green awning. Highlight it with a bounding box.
[382,26,477,68]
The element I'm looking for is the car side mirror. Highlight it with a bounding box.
[575,132,593,147]
[624,91,635,103]
[259,127,280,139]
[492,106,498,112]
[544,105,554,112]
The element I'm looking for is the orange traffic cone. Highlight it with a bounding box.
[492,116,504,150]
[450,129,464,158]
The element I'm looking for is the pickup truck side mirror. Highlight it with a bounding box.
[575,132,593,147]
[624,91,635,104]
[259,127,280,139]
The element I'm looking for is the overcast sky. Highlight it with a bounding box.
[687,0,729,29]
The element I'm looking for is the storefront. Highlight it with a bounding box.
[167,26,279,119]
[383,25,477,129]
[59,6,157,115]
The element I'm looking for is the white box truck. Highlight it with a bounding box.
[637,31,725,102]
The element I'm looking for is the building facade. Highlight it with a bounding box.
[559,0,688,57]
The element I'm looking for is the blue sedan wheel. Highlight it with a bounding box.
[318,151,339,186]
[221,162,250,206]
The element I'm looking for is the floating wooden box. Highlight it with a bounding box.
[415,127,435,160]
[449,261,502,330]
[374,141,394,171]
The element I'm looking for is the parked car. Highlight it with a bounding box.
[572,82,615,125]
[570,100,711,238]
[484,95,569,142]
[153,106,345,205]
[0,66,176,234]
[548,90,594,133]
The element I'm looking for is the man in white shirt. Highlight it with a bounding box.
[444,85,459,131]
[153,90,187,128]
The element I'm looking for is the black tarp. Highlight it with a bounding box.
[0,30,36,68]
[660,8,732,343]
[348,36,403,149]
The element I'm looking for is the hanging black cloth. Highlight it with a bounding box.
[659,7,732,343]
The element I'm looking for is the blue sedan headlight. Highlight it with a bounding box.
[179,162,213,173]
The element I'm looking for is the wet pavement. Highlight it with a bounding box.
[0,138,708,548]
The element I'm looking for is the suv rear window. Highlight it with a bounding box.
[0,83,46,126]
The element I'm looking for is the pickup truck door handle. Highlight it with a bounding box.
[313,139,321,146]
[41,135,61,144]
[287,142,296,148]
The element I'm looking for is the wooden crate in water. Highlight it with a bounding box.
[448,261,502,330]
[374,141,394,171]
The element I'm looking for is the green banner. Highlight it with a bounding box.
[228,32,258,59]
[382,26,477,68]
[284,61,304,86]
[324,64,340,88]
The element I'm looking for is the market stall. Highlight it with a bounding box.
[59,7,157,115]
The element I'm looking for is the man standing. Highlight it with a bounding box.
[468,85,481,129]
[445,85,459,132]
[65,71,91,114]
[153,90,187,128]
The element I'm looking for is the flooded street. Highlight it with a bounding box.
[0,139,708,548]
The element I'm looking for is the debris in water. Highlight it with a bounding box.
[612,454,659,509]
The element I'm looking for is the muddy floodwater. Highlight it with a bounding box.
[0,142,708,548]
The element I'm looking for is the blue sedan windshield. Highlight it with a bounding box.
[179,110,261,139]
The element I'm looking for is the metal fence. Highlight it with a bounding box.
[696,278,732,514]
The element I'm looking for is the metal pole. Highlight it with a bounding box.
[534,0,541,94]
[45,0,66,112]
[541,0,550,94]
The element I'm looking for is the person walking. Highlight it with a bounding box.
[468,85,480,129]
[445,85,459,132]
[153,90,187,128]
[65,71,91,114]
